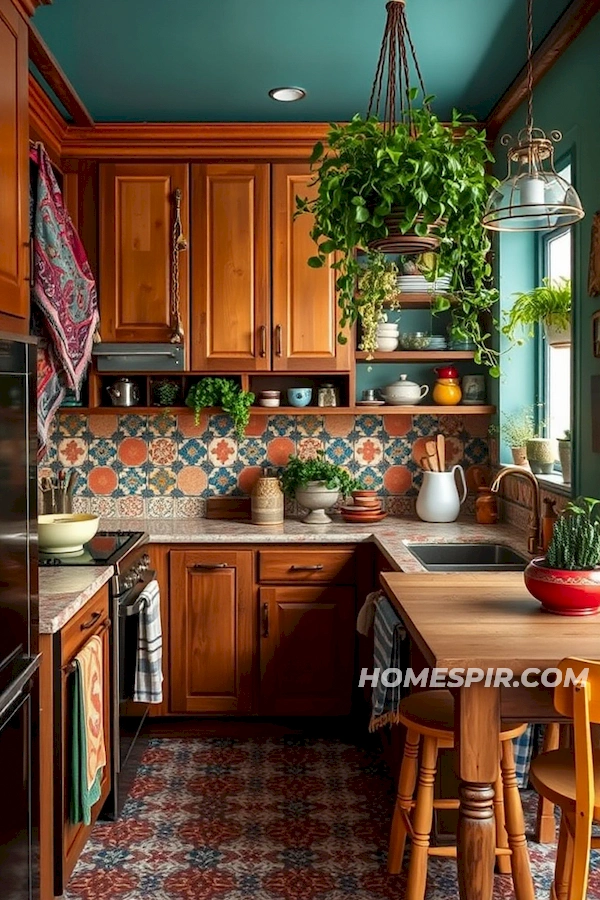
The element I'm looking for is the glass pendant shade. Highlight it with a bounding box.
[482,128,584,232]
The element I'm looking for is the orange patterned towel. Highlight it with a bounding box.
[76,634,106,793]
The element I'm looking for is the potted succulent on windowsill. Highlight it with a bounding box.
[279,452,362,524]
[558,429,572,484]
[503,277,571,347]
[525,497,600,616]
[296,104,498,369]
[501,408,536,467]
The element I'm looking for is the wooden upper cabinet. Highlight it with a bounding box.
[272,163,349,372]
[191,163,270,371]
[170,549,254,714]
[259,585,356,716]
[0,0,28,325]
[99,163,189,348]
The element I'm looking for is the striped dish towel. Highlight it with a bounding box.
[369,596,406,731]
[133,579,164,704]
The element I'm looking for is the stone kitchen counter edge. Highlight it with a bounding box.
[39,565,114,634]
[102,517,531,574]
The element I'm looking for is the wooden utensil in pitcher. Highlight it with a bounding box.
[425,440,439,471]
[437,434,446,472]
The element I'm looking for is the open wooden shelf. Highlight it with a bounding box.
[355,350,475,362]
[58,404,496,417]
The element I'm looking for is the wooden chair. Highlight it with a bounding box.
[388,690,535,900]
[530,657,600,900]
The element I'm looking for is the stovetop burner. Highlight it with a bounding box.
[39,530,147,569]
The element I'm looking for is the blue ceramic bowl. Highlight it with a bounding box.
[287,388,312,407]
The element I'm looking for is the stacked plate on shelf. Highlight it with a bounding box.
[428,334,448,351]
[340,491,387,524]
[396,274,452,293]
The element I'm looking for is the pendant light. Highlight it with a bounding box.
[482,0,584,232]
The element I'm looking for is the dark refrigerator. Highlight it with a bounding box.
[0,334,40,900]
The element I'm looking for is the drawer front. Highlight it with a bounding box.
[61,584,110,664]
[258,549,355,584]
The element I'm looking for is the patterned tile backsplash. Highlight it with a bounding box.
[41,411,492,518]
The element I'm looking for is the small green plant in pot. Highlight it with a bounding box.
[525,497,600,615]
[280,452,362,524]
[185,378,255,440]
[503,278,571,347]
[501,408,536,466]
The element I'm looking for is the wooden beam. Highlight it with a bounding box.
[486,0,600,139]
[28,21,94,127]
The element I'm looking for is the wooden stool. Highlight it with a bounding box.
[388,690,535,900]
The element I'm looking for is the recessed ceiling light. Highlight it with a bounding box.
[268,86,306,103]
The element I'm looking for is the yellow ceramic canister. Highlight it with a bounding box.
[432,377,462,406]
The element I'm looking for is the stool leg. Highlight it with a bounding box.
[535,723,560,843]
[406,736,438,900]
[388,728,420,874]
[500,738,535,900]
[493,767,511,875]
[552,812,574,900]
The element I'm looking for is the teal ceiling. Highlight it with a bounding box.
[33,0,572,123]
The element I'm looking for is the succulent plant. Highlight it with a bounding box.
[545,497,600,570]
[153,379,180,407]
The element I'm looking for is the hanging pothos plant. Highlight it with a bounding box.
[357,251,400,358]
[296,99,502,373]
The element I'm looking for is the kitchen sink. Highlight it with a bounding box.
[407,543,530,572]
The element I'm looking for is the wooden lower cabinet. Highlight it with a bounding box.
[259,585,356,716]
[170,549,254,713]
[39,584,111,900]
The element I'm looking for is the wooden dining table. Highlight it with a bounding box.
[380,571,600,900]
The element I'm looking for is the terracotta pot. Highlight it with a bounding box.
[511,447,529,467]
[524,557,600,616]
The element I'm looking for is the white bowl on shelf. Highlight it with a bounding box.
[38,513,100,553]
[375,336,399,352]
[258,398,281,408]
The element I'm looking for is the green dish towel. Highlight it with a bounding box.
[70,660,102,826]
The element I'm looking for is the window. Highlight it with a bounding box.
[540,161,572,446]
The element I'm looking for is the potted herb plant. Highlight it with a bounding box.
[558,429,572,484]
[185,378,255,440]
[525,497,600,615]
[297,105,498,368]
[358,251,400,358]
[280,452,362,524]
[503,278,571,347]
[501,408,536,466]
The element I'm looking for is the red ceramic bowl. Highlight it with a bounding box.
[524,557,600,616]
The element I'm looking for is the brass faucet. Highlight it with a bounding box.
[490,465,542,555]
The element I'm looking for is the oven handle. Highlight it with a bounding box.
[118,570,157,618]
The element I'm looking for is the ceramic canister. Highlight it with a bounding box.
[251,476,284,525]
[461,374,486,405]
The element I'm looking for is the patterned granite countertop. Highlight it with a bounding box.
[101,516,531,573]
[38,566,114,634]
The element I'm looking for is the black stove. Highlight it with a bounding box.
[39,530,147,571]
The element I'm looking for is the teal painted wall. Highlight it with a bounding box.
[495,13,600,496]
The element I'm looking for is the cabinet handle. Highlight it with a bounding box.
[262,603,269,637]
[191,563,230,571]
[290,564,324,571]
[275,324,283,357]
[80,611,102,631]
[259,325,267,358]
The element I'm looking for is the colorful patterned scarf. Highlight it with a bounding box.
[30,144,98,457]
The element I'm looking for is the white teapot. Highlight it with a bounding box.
[380,374,429,406]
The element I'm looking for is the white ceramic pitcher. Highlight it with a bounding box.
[416,466,467,523]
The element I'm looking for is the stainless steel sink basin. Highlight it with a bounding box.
[407,543,530,572]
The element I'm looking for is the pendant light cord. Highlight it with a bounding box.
[526,0,534,137]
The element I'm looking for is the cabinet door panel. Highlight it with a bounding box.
[260,585,355,716]
[0,0,28,323]
[170,550,254,713]
[191,164,270,371]
[99,164,189,347]
[272,164,350,372]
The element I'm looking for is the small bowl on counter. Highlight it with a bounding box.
[258,390,281,408]
[287,388,312,407]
